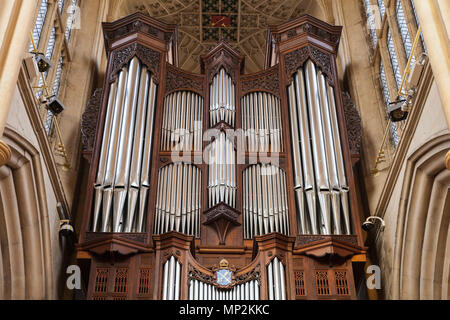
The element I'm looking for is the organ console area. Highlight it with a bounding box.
[78,12,367,300]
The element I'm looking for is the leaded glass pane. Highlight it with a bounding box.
[377,0,386,18]
[45,27,56,60]
[44,110,54,135]
[58,0,67,13]
[52,57,64,96]
[29,0,49,52]
[387,29,402,89]
[379,61,399,147]
[396,0,416,68]
[410,0,427,52]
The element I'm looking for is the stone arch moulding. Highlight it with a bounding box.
[392,133,450,299]
[0,127,53,299]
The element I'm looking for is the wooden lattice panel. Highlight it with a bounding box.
[335,270,350,296]
[138,268,151,295]
[113,268,128,294]
[294,271,306,298]
[315,270,330,296]
[94,268,109,293]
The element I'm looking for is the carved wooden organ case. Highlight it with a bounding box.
[78,13,367,300]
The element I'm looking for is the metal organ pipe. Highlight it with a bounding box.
[91,57,158,233]
[243,164,289,239]
[241,92,283,153]
[210,68,235,127]
[267,257,286,300]
[154,163,201,237]
[161,91,203,152]
[162,256,181,300]
[188,280,260,300]
[287,60,352,235]
[208,132,236,208]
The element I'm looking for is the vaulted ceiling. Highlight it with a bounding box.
[118,0,329,74]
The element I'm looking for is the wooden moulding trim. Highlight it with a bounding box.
[77,237,153,256]
[374,62,435,222]
[268,14,342,52]
[16,64,70,217]
[293,236,367,259]
[152,231,194,251]
[254,232,296,252]
[77,233,153,255]
[102,12,177,51]
[196,246,249,254]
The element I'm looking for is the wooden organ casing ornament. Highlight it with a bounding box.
[78,12,367,300]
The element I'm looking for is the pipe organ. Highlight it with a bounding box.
[287,62,351,236]
[188,279,260,300]
[241,92,283,153]
[243,164,289,239]
[79,13,366,301]
[92,57,157,233]
[162,256,181,300]
[154,163,201,237]
[161,91,203,152]
[208,132,236,208]
[210,68,235,127]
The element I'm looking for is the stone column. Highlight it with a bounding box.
[0,0,36,166]
[413,0,450,169]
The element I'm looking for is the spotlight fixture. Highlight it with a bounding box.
[59,219,74,237]
[388,98,408,122]
[362,216,385,232]
[34,52,53,73]
[47,96,65,115]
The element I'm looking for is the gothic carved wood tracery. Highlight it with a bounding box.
[110,43,162,83]
[342,92,362,156]
[241,65,281,98]
[284,45,334,84]
[165,64,204,95]
[81,88,103,152]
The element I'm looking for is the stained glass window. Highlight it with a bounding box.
[29,0,49,52]
[387,29,402,89]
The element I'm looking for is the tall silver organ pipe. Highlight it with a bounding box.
[92,57,158,233]
[162,256,181,300]
[287,60,351,235]
[267,257,286,300]
[241,92,283,153]
[208,132,236,208]
[154,163,201,237]
[243,164,289,239]
[188,280,260,300]
[161,91,203,152]
[210,68,235,127]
